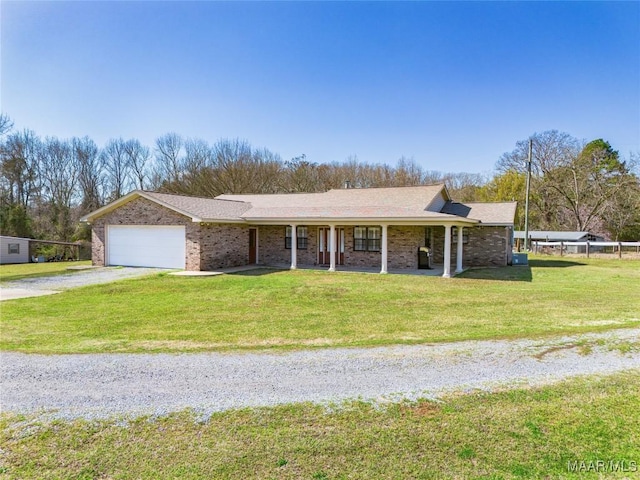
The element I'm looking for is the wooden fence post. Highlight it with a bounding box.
[618,242,622,259]
[560,241,564,256]
[586,241,590,258]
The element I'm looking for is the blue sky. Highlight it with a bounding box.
[2,1,638,174]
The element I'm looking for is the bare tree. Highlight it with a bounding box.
[73,136,103,212]
[38,137,79,240]
[178,138,215,196]
[496,131,583,229]
[101,138,132,201]
[0,113,14,137]
[547,140,636,233]
[444,172,487,201]
[284,154,322,192]
[154,133,184,186]
[393,156,423,186]
[123,139,151,190]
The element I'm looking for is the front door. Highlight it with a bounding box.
[318,227,344,265]
[249,228,257,264]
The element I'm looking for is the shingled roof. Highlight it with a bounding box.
[143,191,251,221]
[80,190,251,223]
[441,201,518,225]
[218,184,448,209]
[81,185,515,225]
[218,184,463,222]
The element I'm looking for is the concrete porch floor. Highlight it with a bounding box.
[261,263,448,277]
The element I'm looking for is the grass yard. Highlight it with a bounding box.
[0,260,91,283]
[2,371,638,479]
[1,257,639,354]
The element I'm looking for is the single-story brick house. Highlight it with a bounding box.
[81,184,517,277]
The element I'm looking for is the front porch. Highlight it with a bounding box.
[256,224,474,278]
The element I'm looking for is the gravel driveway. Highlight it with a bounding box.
[1,328,638,420]
[0,267,164,300]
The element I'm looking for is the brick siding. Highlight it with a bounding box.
[90,197,200,270]
[432,225,510,268]
[200,223,251,270]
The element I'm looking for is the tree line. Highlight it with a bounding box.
[1,113,638,244]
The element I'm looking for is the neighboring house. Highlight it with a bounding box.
[81,184,517,277]
[514,230,605,253]
[0,236,30,264]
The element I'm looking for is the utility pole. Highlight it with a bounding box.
[524,139,532,251]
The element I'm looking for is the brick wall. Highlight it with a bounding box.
[464,226,509,267]
[432,225,509,268]
[387,226,425,269]
[200,224,251,270]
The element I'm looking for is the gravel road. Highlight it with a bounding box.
[1,267,164,300]
[1,328,638,420]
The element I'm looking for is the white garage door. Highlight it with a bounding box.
[107,225,186,269]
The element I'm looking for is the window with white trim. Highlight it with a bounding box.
[8,243,20,254]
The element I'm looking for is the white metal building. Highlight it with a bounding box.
[0,236,30,264]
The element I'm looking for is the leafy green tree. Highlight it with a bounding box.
[479,169,527,229]
[0,203,33,238]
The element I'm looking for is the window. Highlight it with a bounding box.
[285,226,308,249]
[424,227,433,249]
[354,226,381,252]
[354,227,366,251]
[298,227,308,249]
[452,227,469,244]
[8,243,20,254]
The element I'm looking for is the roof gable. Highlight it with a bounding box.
[80,190,251,223]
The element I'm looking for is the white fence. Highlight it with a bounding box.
[531,241,640,257]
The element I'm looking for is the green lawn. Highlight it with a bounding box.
[1,257,639,354]
[0,260,91,282]
[2,371,638,479]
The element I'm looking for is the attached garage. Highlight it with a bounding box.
[107,225,185,269]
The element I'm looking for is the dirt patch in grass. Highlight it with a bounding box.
[533,343,579,360]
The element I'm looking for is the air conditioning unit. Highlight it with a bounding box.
[512,253,528,266]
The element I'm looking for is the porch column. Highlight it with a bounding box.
[455,226,464,274]
[380,224,388,274]
[290,224,297,270]
[443,224,452,278]
[329,224,336,272]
